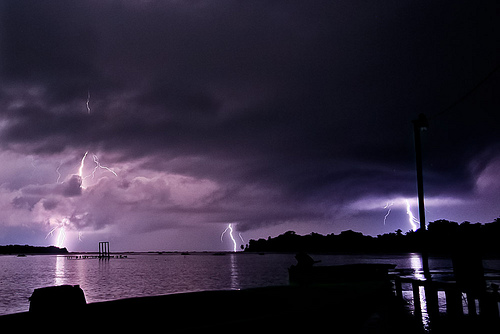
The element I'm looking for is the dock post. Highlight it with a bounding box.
[394,276,403,300]
[466,293,477,316]
[99,241,110,259]
[445,286,463,317]
[412,281,422,318]
[424,281,439,320]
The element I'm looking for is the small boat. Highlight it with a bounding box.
[17,254,27,257]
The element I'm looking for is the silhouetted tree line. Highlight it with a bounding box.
[245,218,500,255]
[0,244,68,255]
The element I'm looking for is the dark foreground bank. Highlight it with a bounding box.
[0,283,422,333]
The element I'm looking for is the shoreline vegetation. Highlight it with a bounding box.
[0,245,68,255]
[245,218,500,255]
[1,218,499,256]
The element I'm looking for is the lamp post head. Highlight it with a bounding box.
[412,113,429,130]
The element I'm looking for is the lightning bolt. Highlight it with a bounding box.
[405,199,419,231]
[55,162,62,184]
[383,201,394,225]
[86,90,91,114]
[220,225,229,242]
[79,152,117,188]
[55,225,66,248]
[45,226,59,239]
[221,224,237,252]
[91,154,117,177]
[46,91,115,249]
[79,151,88,178]
[46,218,69,248]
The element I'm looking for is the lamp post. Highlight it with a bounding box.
[412,113,431,280]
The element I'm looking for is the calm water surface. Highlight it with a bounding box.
[1,252,499,316]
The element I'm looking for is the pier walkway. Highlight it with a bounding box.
[65,254,128,260]
[391,269,500,333]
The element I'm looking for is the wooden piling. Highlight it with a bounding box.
[424,282,439,319]
[394,276,403,300]
[445,286,463,317]
[412,281,422,318]
[392,272,500,332]
[466,293,477,316]
[99,241,110,259]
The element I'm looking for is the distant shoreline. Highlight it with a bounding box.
[244,219,500,255]
[0,245,68,255]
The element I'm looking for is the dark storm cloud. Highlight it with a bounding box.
[42,198,58,211]
[9,174,81,212]
[0,0,499,239]
[11,196,38,211]
[62,175,83,197]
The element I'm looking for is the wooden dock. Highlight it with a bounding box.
[65,254,128,260]
[391,271,500,332]
[65,241,128,260]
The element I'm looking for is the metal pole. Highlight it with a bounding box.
[412,114,431,280]
[413,119,426,231]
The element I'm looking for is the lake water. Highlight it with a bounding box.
[1,252,499,316]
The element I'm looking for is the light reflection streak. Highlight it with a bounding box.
[409,253,430,330]
[230,253,239,290]
[55,255,65,286]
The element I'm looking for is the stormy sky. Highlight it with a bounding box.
[0,0,498,251]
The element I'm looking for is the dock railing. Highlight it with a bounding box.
[391,271,500,324]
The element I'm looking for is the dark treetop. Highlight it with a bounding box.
[0,244,68,255]
[245,218,500,255]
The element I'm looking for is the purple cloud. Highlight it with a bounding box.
[0,0,498,250]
